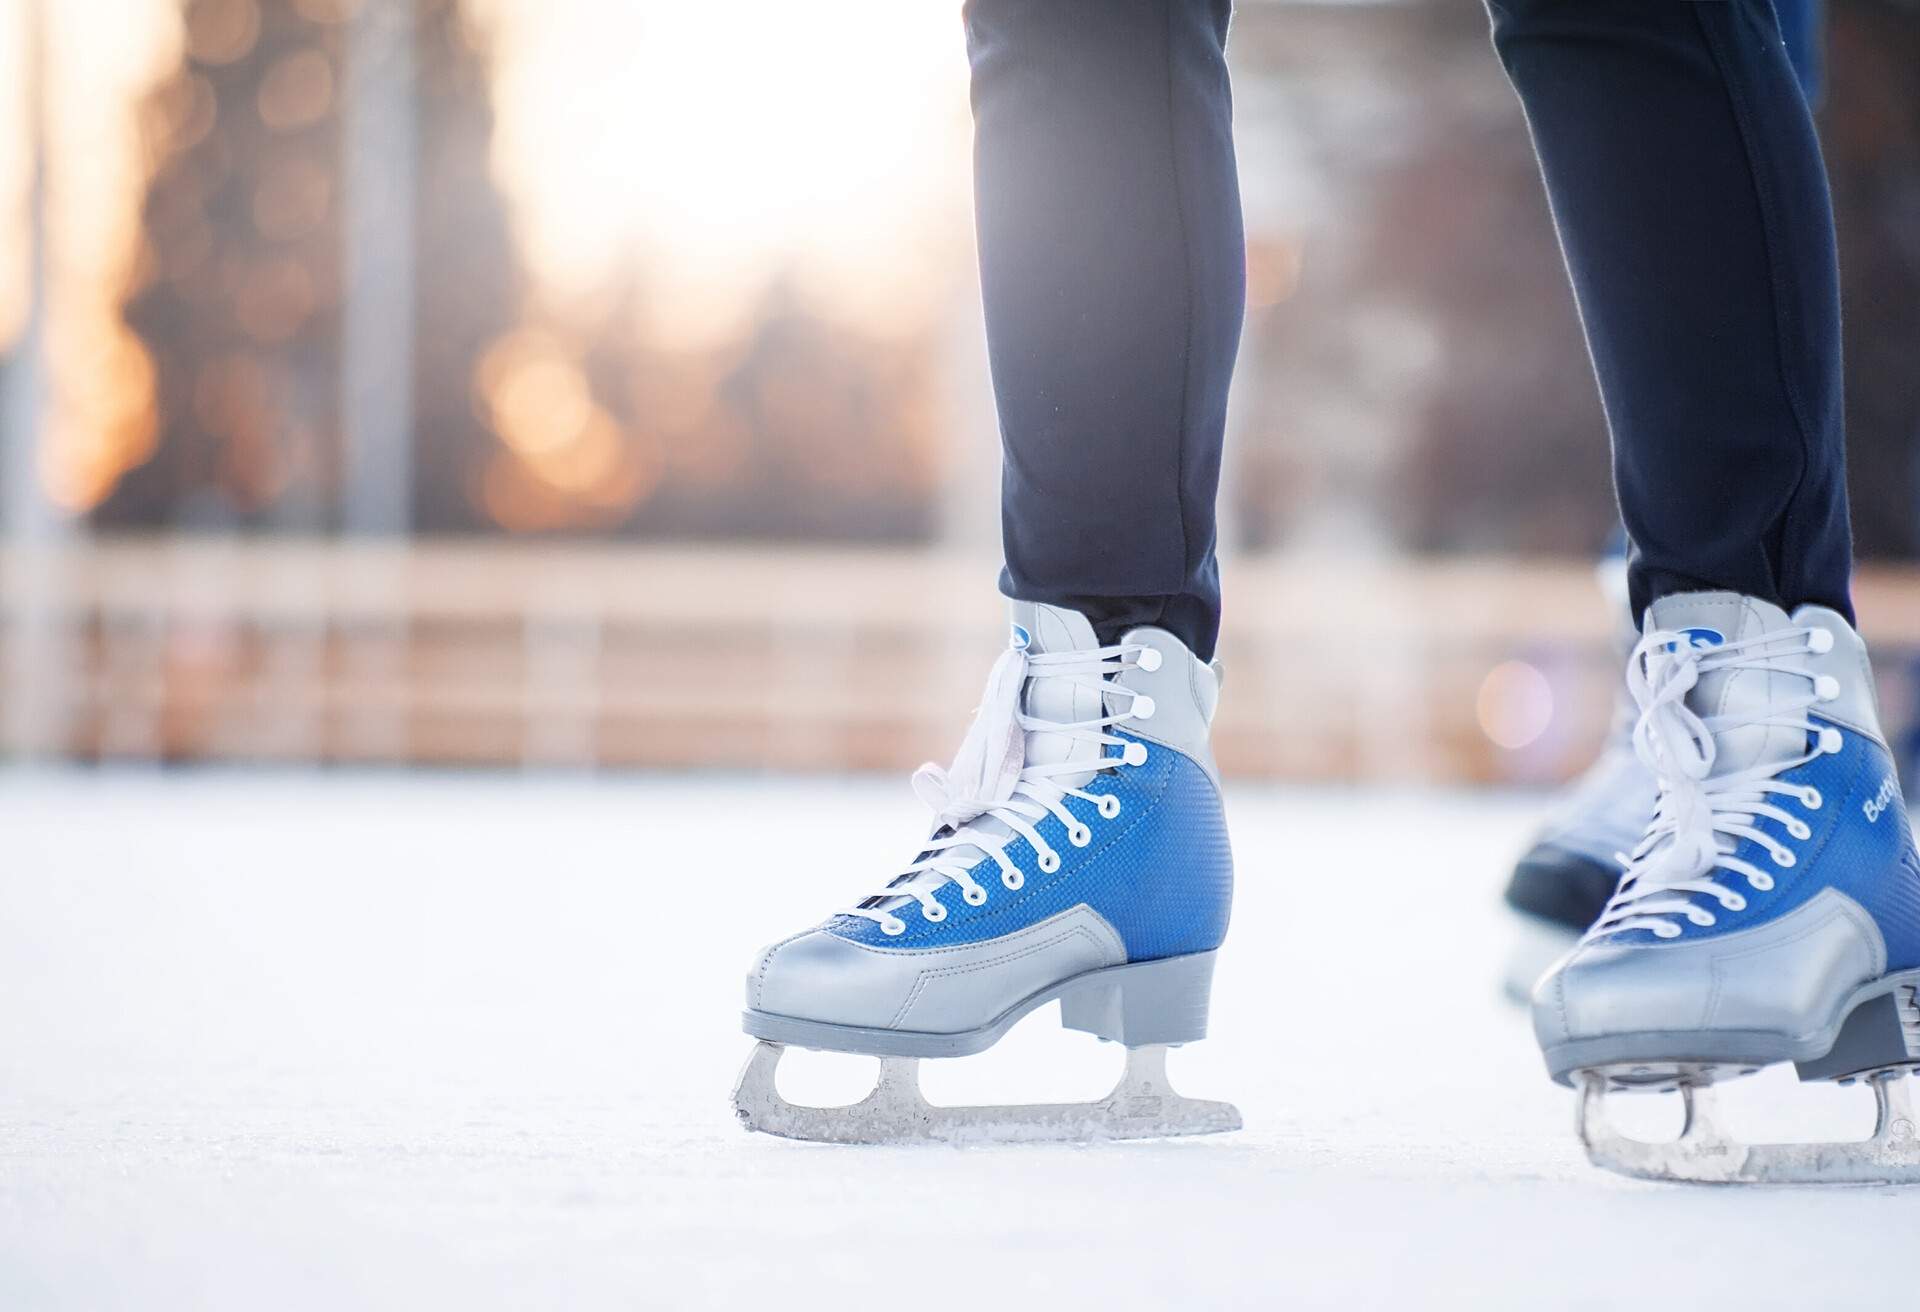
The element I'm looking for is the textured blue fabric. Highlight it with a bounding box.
[1599,718,1920,968]
[826,732,1232,962]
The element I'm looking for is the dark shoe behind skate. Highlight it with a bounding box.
[1500,557,1656,1001]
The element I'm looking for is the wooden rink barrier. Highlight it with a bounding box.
[5,538,1920,783]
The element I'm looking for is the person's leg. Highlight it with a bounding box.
[966,0,1244,661]
[1489,0,1851,624]
[1492,2,1920,1184]
[1497,0,1839,979]
[734,0,1246,1144]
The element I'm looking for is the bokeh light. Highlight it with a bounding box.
[1476,660,1556,752]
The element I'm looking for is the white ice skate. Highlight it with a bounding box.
[1501,559,1657,1000]
[1533,592,1920,1184]
[733,601,1239,1144]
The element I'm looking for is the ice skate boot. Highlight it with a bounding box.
[1501,559,1657,1000]
[1534,592,1920,1183]
[733,601,1238,1144]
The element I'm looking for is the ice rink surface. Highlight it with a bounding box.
[3,770,1916,1310]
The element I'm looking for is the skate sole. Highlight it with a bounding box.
[1542,969,1920,1089]
[741,949,1219,1059]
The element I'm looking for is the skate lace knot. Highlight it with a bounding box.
[846,641,1158,936]
[1586,624,1839,942]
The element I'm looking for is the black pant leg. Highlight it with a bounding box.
[1489,0,1852,623]
[966,0,1245,659]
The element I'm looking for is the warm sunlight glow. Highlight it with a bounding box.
[0,3,29,351]
[28,0,179,510]
[469,0,974,344]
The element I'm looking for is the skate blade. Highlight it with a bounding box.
[732,1040,1242,1145]
[1577,1069,1920,1185]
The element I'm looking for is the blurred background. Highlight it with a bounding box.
[3,0,1920,784]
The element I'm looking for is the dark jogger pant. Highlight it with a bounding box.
[966,0,1852,660]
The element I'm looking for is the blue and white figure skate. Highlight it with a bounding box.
[1534,592,1920,1183]
[732,601,1239,1144]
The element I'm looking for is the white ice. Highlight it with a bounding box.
[2,771,1915,1310]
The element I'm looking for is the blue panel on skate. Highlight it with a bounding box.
[824,732,1232,963]
[1597,720,1920,969]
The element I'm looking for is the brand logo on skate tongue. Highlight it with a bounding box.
[1665,627,1725,653]
[1009,624,1031,651]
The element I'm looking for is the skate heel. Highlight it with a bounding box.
[1059,950,1217,1046]
[1795,978,1920,1083]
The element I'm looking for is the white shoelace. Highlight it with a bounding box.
[1586,623,1841,941]
[845,641,1158,937]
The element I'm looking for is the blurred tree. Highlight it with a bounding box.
[470,272,942,541]
[105,0,519,531]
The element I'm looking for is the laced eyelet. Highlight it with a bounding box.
[921,902,947,923]
[1096,794,1121,819]
[1135,646,1163,673]
[1654,923,1682,939]
[1037,850,1061,874]
[963,885,988,907]
[1802,788,1823,810]
[1819,728,1844,754]
[881,917,906,937]
[1130,694,1156,722]
[1786,818,1811,840]
[1722,894,1747,912]
[1773,849,1797,869]
[1067,823,1092,848]
[1815,675,1841,702]
[1688,909,1716,927]
[1750,872,1776,892]
[1808,628,1835,654]
[1002,870,1024,891]
[1122,742,1149,767]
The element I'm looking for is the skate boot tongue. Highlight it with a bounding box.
[1644,592,1806,777]
[844,600,1135,923]
[1007,601,1108,771]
